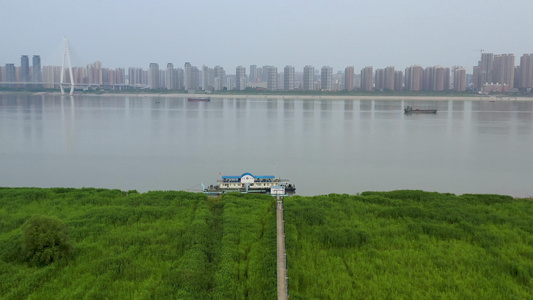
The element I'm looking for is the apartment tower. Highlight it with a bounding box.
[32,55,42,84]
[453,66,466,91]
[236,66,246,90]
[21,55,30,82]
[321,66,333,91]
[344,66,354,90]
[284,65,295,90]
[303,65,315,91]
[266,66,278,91]
[519,54,533,89]
[148,63,159,89]
[360,66,373,91]
[405,65,424,91]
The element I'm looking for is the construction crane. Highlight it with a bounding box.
[473,49,484,57]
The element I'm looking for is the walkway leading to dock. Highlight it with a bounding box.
[277,200,288,300]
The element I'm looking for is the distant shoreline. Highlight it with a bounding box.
[3,90,533,101]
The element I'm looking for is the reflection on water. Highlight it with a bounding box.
[1,94,532,197]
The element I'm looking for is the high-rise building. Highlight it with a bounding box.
[453,66,466,91]
[42,65,61,88]
[226,76,235,90]
[148,63,159,89]
[394,70,403,91]
[176,68,184,90]
[70,66,84,85]
[303,65,315,91]
[375,66,395,90]
[514,66,521,89]
[128,67,145,86]
[5,64,16,82]
[202,65,214,91]
[266,66,278,91]
[214,66,225,91]
[166,63,175,90]
[519,54,533,89]
[159,69,166,88]
[278,70,284,90]
[284,65,295,90]
[492,54,515,88]
[115,68,126,86]
[472,52,515,90]
[405,65,423,91]
[236,66,246,90]
[472,66,481,90]
[321,66,333,90]
[184,62,192,89]
[375,68,385,90]
[87,61,103,85]
[20,55,30,82]
[344,66,354,90]
[360,66,373,91]
[480,53,494,85]
[32,55,42,84]
[423,66,449,91]
[249,65,257,82]
[384,66,395,91]
[184,62,200,90]
[261,65,269,83]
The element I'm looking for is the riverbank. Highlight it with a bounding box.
[1,188,532,299]
[72,93,533,101]
[3,90,533,101]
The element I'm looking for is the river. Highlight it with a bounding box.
[1,93,532,197]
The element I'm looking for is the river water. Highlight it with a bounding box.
[1,94,532,197]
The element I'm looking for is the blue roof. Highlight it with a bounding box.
[221,172,275,179]
[222,175,242,179]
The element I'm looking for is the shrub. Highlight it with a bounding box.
[21,215,74,266]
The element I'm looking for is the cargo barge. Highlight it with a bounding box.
[404,106,437,114]
[188,97,211,102]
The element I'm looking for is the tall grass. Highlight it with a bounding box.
[0,188,277,299]
[285,191,533,299]
[4,188,531,298]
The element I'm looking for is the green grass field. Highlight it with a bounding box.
[284,191,533,299]
[1,188,532,299]
[0,188,276,299]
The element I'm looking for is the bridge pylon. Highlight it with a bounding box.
[60,36,74,96]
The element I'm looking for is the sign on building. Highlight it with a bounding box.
[271,186,285,196]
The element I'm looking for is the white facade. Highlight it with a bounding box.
[321,66,333,91]
[284,65,295,90]
[303,65,314,90]
[266,66,278,91]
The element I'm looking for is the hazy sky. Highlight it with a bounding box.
[2,0,533,73]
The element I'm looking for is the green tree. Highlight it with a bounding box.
[21,215,74,266]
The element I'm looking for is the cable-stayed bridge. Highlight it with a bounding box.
[0,82,148,90]
[1,37,149,95]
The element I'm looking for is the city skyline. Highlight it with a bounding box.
[5,51,533,93]
[2,0,533,71]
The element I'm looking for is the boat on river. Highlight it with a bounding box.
[203,172,295,195]
[188,97,210,102]
[404,106,437,114]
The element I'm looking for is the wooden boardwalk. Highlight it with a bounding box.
[277,200,288,300]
